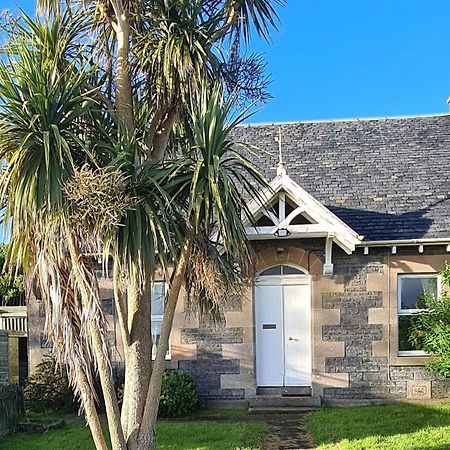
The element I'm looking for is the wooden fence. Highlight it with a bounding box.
[0,384,25,436]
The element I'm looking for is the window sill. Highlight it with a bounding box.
[390,354,430,366]
[398,350,427,357]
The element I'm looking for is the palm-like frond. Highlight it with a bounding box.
[224,0,285,43]
[0,11,111,404]
[166,84,269,317]
[0,12,101,267]
[187,84,266,253]
[134,0,220,115]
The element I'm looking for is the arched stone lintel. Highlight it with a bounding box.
[254,246,323,276]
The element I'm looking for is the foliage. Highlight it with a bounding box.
[24,356,77,413]
[158,370,200,418]
[0,1,280,448]
[117,370,201,418]
[0,419,268,450]
[409,263,450,377]
[0,244,24,306]
[307,402,450,450]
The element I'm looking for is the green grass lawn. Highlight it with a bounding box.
[307,401,450,450]
[193,408,249,418]
[0,420,267,450]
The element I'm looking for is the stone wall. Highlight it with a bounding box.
[320,246,450,402]
[25,244,450,403]
[176,242,323,400]
[0,331,8,384]
[176,243,450,402]
[7,336,19,385]
[177,284,260,400]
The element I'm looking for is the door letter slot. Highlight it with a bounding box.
[262,324,277,330]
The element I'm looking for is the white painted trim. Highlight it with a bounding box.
[244,172,362,255]
[358,238,450,247]
[324,237,334,276]
[151,281,171,360]
[397,273,440,357]
[279,191,286,221]
[279,206,307,227]
[256,263,308,277]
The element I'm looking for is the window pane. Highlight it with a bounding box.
[260,266,282,276]
[282,265,305,275]
[151,282,165,316]
[151,320,161,357]
[398,315,425,352]
[399,277,437,310]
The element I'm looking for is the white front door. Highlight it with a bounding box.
[255,274,311,387]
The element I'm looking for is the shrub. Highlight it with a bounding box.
[158,370,200,418]
[411,263,450,378]
[24,356,77,413]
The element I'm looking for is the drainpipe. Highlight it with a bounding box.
[387,248,391,381]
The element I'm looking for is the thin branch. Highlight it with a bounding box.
[113,257,131,347]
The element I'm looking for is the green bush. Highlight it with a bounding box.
[24,356,77,413]
[411,263,450,378]
[117,370,200,418]
[158,370,200,418]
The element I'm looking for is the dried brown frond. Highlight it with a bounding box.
[30,216,110,410]
[63,164,136,234]
[185,236,251,323]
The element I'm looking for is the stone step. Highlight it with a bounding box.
[248,406,319,414]
[256,386,312,397]
[249,395,321,409]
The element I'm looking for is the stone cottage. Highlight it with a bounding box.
[28,113,450,407]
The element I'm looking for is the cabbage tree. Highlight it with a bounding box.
[0,2,280,449]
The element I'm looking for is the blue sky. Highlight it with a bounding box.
[3,0,450,122]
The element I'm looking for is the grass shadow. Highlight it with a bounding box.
[307,402,450,449]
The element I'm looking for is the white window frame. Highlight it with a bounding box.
[397,273,440,357]
[258,264,308,277]
[151,281,171,360]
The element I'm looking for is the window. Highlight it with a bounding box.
[398,274,439,355]
[259,265,306,276]
[151,282,170,360]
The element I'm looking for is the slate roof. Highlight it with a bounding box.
[232,114,450,242]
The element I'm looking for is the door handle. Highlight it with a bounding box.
[288,337,299,342]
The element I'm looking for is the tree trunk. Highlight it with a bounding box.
[137,237,191,449]
[148,107,178,162]
[77,369,109,450]
[113,11,134,133]
[122,265,152,449]
[65,229,127,450]
[112,258,132,437]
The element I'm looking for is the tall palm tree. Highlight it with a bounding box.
[138,85,268,447]
[0,12,116,450]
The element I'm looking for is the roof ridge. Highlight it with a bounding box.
[239,112,450,127]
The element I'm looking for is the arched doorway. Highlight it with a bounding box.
[254,264,311,387]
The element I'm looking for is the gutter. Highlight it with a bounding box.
[358,238,450,247]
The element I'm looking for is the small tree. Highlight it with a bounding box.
[24,356,77,413]
[410,263,450,378]
[0,244,24,306]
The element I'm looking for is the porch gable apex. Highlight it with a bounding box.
[245,172,363,258]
